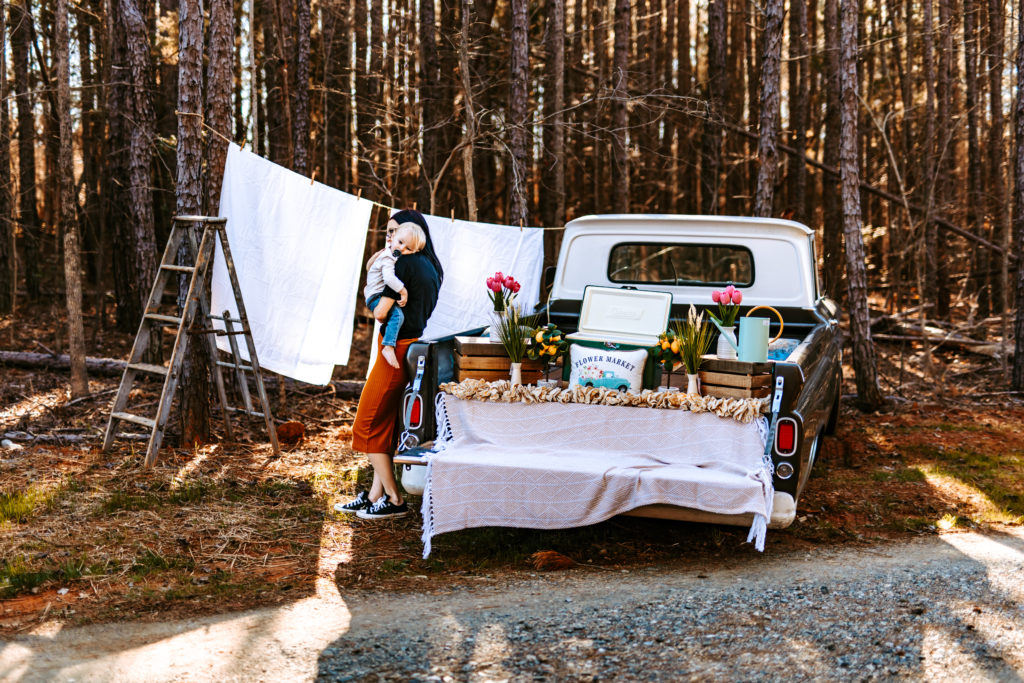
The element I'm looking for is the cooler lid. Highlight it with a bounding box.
[575,286,673,340]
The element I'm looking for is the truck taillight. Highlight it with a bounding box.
[408,396,422,428]
[775,418,797,456]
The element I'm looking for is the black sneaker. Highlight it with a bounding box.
[333,491,371,514]
[356,494,409,519]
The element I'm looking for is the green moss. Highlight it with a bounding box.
[871,467,926,483]
[0,556,55,598]
[100,491,160,514]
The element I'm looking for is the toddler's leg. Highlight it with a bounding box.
[381,306,405,348]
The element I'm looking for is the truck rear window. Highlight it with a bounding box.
[607,243,754,286]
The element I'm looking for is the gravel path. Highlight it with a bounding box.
[319,529,1024,682]
[3,528,1023,682]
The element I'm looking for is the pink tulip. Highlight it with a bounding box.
[512,282,521,293]
[711,290,721,303]
[494,271,504,281]
[732,291,742,304]
[503,275,516,289]
[486,278,501,292]
[724,284,736,297]
[720,291,732,305]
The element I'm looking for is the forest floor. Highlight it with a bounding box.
[1,301,1023,635]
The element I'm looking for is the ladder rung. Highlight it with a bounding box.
[189,327,249,336]
[216,360,254,372]
[111,412,157,429]
[160,264,195,273]
[225,406,265,418]
[145,313,183,325]
[207,314,243,323]
[127,362,168,376]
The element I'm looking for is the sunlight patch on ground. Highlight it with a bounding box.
[0,388,69,428]
[939,531,1024,603]
[920,468,1024,525]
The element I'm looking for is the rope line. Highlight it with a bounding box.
[173,110,569,231]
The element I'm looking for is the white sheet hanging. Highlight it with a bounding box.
[419,215,545,341]
[210,143,373,385]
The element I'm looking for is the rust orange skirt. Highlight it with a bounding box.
[351,336,416,454]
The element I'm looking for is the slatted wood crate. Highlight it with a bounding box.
[454,336,551,383]
[697,355,773,399]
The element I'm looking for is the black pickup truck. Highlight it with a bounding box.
[393,214,842,530]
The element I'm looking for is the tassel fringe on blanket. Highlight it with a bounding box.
[440,379,769,423]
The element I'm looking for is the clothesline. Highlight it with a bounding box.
[176,109,570,232]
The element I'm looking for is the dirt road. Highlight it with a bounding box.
[3,528,1023,682]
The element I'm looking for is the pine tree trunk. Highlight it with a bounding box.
[611,0,630,213]
[508,0,529,226]
[177,0,211,446]
[0,1,13,313]
[206,0,233,213]
[839,0,884,411]
[1013,0,1024,390]
[10,0,40,300]
[965,0,989,317]
[788,0,809,223]
[701,0,726,214]
[56,0,87,397]
[418,0,441,210]
[541,0,565,229]
[921,0,938,312]
[120,0,159,332]
[292,0,311,176]
[987,0,1009,319]
[822,0,844,301]
[754,0,783,217]
[459,0,479,221]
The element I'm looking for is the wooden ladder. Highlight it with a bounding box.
[103,215,281,465]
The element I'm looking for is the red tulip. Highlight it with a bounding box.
[512,282,521,293]
[494,271,504,281]
[486,278,501,292]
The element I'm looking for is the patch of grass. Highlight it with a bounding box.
[254,480,294,498]
[131,548,191,577]
[0,488,43,523]
[100,491,160,514]
[908,445,1024,518]
[379,559,410,575]
[0,556,55,598]
[58,554,91,581]
[168,481,209,505]
[871,467,926,483]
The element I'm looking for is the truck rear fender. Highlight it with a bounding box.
[770,362,805,498]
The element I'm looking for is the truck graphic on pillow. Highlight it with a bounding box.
[579,369,630,392]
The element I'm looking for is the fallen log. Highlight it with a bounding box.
[3,431,149,444]
[0,351,127,376]
[0,350,366,398]
[871,333,1009,358]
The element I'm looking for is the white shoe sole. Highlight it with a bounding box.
[356,509,409,519]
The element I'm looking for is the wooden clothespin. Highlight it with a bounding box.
[310,170,316,186]
[356,188,363,200]
[450,208,455,222]
[519,218,524,232]
[412,201,417,211]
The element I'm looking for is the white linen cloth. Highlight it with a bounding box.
[421,395,773,557]
[210,143,373,385]
[418,215,545,341]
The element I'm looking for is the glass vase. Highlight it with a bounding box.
[489,309,504,342]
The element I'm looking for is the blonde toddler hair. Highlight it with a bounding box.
[395,222,426,252]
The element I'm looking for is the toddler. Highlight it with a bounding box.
[364,221,427,368]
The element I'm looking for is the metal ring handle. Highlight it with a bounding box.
[745,305,785,344]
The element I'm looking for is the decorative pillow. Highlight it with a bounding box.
[567,345,647,392]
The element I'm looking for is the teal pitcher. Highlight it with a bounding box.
[710,305,785,363]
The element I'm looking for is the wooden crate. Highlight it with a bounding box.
[453,336,554,384]
[698,355,772,399]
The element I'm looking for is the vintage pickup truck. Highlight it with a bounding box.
[393,214,843,531]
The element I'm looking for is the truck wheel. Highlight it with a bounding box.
[585,382,594,387]
[617,385,628,392]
